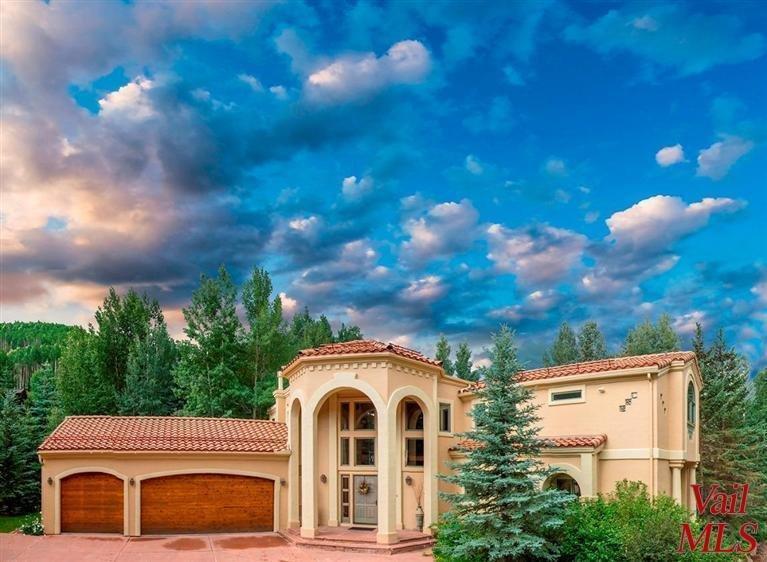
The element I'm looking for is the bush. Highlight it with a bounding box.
[18,512,43,535]
[560,480,737,562]
[433,513,486,562]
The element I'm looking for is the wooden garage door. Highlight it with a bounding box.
[61,472,124,533]
[140,474,274,534]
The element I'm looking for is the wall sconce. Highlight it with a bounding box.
[47,477,53,486]
[280,478,287,486]
[320,474,327,484]
[129,478,135,486]
[405,475,413,486]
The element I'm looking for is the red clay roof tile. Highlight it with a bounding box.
[450,434,607,451]
[458,351,696,394]
[39,416,288,453]
[282,339,442,370]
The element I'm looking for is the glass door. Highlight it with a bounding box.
[352,475,378,525]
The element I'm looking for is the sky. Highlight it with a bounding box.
[1,0,766,371]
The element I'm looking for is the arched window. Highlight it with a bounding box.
[687,382,696,436]
[546,473,581,497]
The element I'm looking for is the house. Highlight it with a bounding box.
[38,340,701,546]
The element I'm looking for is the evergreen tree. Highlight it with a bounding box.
[26,365,60,447]
[698,328,767,540]
[58,328,116,415]
[543,322,578,366]
[436,335,454,375]
[438,326,573,561]
[0,351,14,392]
[0,391,38,514]
[577,321,607,362]
[118,322,178,416]
[173,266,251,418]
[455,342,475,380]
[288,308,335,350]
[241,267,287,418]
[622,314,679,356]
[748,369,767,427]
[335,323,363,342]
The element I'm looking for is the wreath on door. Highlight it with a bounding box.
[358,478,370,495]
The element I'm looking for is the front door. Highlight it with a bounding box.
[352,475,377,525]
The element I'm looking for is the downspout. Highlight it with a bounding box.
[648,372,655,496]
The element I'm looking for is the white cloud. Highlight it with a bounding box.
[606,195,745,252]
[98,77,156,122]
[238,73,263,91]
[655,144,685,167]
[269,85,288,99]
[401,275,446,303]
[342,175,374,199]
[489,289,561,323]
[486,223,586,285]
[278,292,299,316]
[401,199,479,264]
[306,39,431,104]
[696,135,754,180]
[584,211,600,224]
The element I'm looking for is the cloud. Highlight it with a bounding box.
[544,157,567,177]
[401,199,480,265]
[696,135,755,180]
[98,76,158,122]
[564,4,765,76]
[486,223,587,286]
[655,144,685,167]
[464,155,485,175]
[342,175,374,199]
[238,74,264,92]
[305,40,431,104]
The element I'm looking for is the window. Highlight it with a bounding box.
[687,382,696,435]
[340,475,350,523]
[549,387,585,404]
[355,438,375,465]
[547,474,581,497]
[340,437,350,466]
[340,402,350,431]
[439,403,451,433]
[405,401,423,430]
[406,438,424,467]
[354,402,376,430]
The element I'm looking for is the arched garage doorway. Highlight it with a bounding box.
[139,473,275,534]
[60,472,124,533]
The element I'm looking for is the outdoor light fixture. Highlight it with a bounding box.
[47,477,53,486]
[320,474,327,483]
[129,478,135,486]
[405,475,413,486]
[280,478,286,486]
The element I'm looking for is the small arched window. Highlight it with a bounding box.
[687,382,696,435]
[546,474,581,497]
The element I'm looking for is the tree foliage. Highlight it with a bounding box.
[0,391,38,514]
[58,328,116,415]
[622,314,679,356]
[436,335,455,376]
[438,326,573,561]
[454,342,475,380]
[543,322,579,366]
[577,321,608,362]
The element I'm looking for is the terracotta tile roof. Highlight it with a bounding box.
[449,434,607,452]
[283,339,442,369]
[459,351,696,394]
[39,416,288,453]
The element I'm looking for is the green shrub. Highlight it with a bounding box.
[561,480,739,562]
[18,512,43,536]
[433,513,486,562]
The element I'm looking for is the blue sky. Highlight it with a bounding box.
[2,1,765,370]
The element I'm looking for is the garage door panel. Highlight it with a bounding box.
[141,474,273,534]
[61,473,124,533]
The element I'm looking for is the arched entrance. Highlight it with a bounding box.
[545,473,582,497]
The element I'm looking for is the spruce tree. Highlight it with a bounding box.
[455,342,476,380]
[58,328,116,415]
[26,365,60,447]
[119,323,178,416]
[0,390,38,514]
[436,335,455,375]
[335,323,363,342]
[543,322,578,366]
[698,329,767,540]
[577,321,607,361]
[439,326,573,561]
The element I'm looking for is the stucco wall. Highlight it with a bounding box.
[40,452,289,536]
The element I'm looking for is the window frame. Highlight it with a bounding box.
[687,381,697,436]
[548,385,586,406]
[439,402,453,434]
[404,437,425,467]
[354,437,376,466]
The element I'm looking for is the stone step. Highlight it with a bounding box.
[280,531,435,555]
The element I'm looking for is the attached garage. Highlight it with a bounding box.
[140,473,274,534]
[39,416,289,536]
[60,472,124,533]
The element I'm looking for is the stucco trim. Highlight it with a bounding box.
[133,468,281,535]
[53,466,130,535]
[600,448,685,460]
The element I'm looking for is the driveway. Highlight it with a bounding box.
[0,533,433,561]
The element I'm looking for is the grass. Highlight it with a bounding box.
[0,514,32,533]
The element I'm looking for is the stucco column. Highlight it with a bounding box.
[377,408,399,545]
[300,407,317,538]
[670,461,684,504]
[424,400,438,531]
[288,402,301,529]
[579,452,597,498]
[327,395,339,526]
[688,463,698,514]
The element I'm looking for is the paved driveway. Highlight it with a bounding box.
[0,533,433,561]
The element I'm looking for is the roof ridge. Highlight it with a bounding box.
[64,415,287,424]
